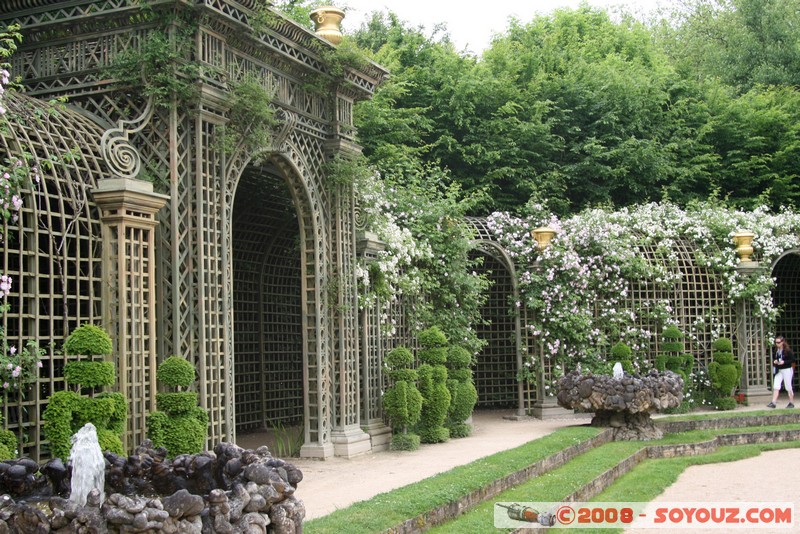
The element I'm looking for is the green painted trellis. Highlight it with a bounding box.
[0,0,388,460]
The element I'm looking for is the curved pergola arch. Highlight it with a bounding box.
[0,92,108,458]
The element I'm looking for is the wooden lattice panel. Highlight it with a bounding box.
[472,251,518,408]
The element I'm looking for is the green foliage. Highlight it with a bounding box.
[383,345,422,439]
[147,355,205,457]
[445,345,477,437]
[220,75,277,157]
[0,415,16,460]
[147,408,208,458]
[63,324,112,356]
[610,341,632,360]
[157,356,195,389]
[96,428,124,456]
[156,391,199,416]
[708,336,742,397]
[386,346,414,369]
[713,397,738,411]
[105,25,200,107]
[659,326,693,385]
[610,341,634,374]
[42,389,127,460]
[64,360,115,388]
[417,326,448,365]
[390,432,421,452]
[417,364,450,444]
[383,381,423,433]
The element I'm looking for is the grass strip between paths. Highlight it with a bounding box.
[426,426,800,534]
[303,426,602,534]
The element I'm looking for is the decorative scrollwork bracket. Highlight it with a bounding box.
[100,97,155,179]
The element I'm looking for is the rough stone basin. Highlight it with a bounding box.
[557,369,684,440]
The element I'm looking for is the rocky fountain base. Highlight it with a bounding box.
[557,370,684,440]
[0,440,304,533]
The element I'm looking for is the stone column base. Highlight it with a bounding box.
[331,425,373,458]
[363,421,392,452]
[531,397,579,419]
[742,385,774,407]
[299,442,335,459]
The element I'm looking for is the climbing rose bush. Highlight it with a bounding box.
[487,201,800,391]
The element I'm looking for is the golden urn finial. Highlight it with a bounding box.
[532,226,557,251]
[310,6,345,45]
[732,230,756,263]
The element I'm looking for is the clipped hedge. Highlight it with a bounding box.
[147,356,206,458]
[446,345,477,439]
[64,360,115,388]
[63,324,112,356]
[147,406,209,458]
[42,390,127,460]
[0,415,16,460]
[157,356,195,389]
[156,392,199,415]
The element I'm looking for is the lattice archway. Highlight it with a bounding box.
[0,93,107,458]
[231,164,304,435]
[465,217,525,414]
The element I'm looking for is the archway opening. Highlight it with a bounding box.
[232,164,304,452]
[772,251,800,390]
[471,249,518,409]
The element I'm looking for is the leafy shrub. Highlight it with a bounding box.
[156,392,199,415]
[417,364,451,444]
[147,356,206,457]
[416,327,451,444]
[63,325,112,356]
[708,337,742,398]
[714,397,737,411]
[390,432,420,452]
[383,346,422,450]
[610,341,634,374]
[64,361,115,388]
[0,415,16,460]
[657,326,693,385]
[445,345,477,438]
[147,407,208,457]
[42,389,127,460]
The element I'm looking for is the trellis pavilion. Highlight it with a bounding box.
[1,1,798,464]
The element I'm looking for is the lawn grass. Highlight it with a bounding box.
[427,426,800,534]
[303,425,601,534]
[303,415,800,534]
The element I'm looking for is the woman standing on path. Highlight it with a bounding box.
[768,336,795,408]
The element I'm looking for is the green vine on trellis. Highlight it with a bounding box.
[105,22,201,108]
[219,75,278,158]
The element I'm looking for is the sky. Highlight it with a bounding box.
[336,0,669,54]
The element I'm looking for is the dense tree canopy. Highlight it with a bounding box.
[344,3,800,215]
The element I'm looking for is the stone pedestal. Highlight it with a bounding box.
[299,442,334,459]
[363,421,392,452]
[330,425,372,458]
[532,396,576,419]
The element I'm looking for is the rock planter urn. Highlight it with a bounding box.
[557,369,684,440]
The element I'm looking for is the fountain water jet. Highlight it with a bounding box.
[68,423,105,506]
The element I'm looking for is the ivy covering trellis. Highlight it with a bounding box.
[484,201,800,392]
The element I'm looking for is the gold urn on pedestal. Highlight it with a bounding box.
[532,226,557,251]
[732,230,756,263]
[310,6,345,45]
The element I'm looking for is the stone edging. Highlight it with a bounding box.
[385,413,800,534]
